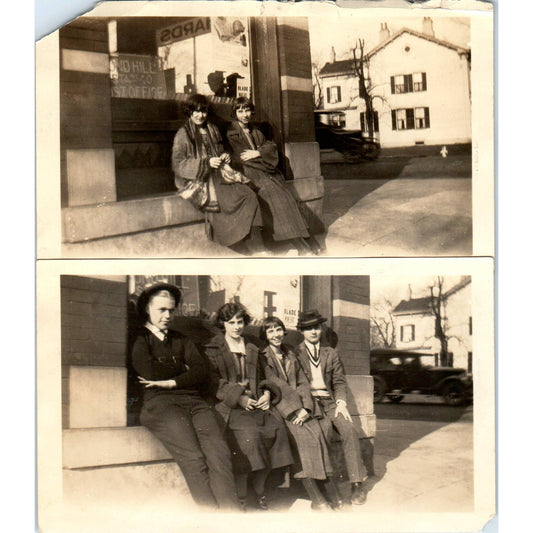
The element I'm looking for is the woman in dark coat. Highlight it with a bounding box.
[131,282,240,511]
[172,94,265,255]
[261,316,344,511]
[205,303,293,511]
[226,97,323,255]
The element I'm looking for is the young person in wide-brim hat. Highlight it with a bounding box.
[294,309,368,506]
[131,282,240,511]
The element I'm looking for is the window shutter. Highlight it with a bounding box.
[405,74,413,93]
[391,109,397,130]
[326,87,331,103]
[424,107,430,128]
[337,86,342,102]
[374,110,379,132]
[422,72,427,91]
[360,112,365,131]
[406,108,415,129]
[390,76,395,94]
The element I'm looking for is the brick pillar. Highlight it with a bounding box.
[60,18,116,208]
[250,17,324,230]
[61,275,128,429]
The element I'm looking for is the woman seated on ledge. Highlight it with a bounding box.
[172,94,266,256]
[205,303,294,511]
[226,97,324,256]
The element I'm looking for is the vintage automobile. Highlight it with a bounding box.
[314,111,380,162]
[370,349,473,406]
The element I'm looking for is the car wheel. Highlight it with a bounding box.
[362,143,380,161]
[388,395,404,403]
[442,382,466,406]
[342,151,362,163]
[373,377,386,403]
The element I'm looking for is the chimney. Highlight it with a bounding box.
[407,284,412,301]
[422,17,435,37]
[379,22,390,43]
[330,46,336,64]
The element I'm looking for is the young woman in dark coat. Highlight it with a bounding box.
[131,283,240,511]
[172,94,266,255]
[226,97,324,255]
[261,316,344,511]
[205,303,293,511]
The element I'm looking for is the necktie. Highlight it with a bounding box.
[309,344,320,368]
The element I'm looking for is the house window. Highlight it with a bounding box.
[392,108,430,130]
[413,72,427,91]
[415,107,430,129]
[327,86,342,104]
[396,109,407,130]
[390,74,415,95]
[360,111,379,133]
[400,324,415,343]
[393,75,406,94]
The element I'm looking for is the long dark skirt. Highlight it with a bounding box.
[285,416,333,480]
[210,175,263,246]
[225,408,293,475]
[251,173,310,242]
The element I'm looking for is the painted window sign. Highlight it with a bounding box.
[156,17,212,46]
[110,54,167,99]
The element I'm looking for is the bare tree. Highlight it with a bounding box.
[311,61,323,109]
[428,277,451,366]
[371,298,397,349]
[351,39,387,138]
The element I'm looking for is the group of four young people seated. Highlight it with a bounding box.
[132,282,367,512]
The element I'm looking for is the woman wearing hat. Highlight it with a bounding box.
[260,316,344,511]
[226,97,324,255]
[131,282,240,511]
[295,309,368,507]
[205,302,293,511]
[172,94,266,255]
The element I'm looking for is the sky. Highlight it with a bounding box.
[370,275,467,307]
[308,12,471,66]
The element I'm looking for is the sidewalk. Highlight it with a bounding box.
[46,410,473,533]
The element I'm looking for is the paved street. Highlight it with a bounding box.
[320,152,472,256]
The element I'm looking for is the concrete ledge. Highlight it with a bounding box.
[352,414,376,439]
[63,461,191,507]
[62,193,203,243]
[62,177,325,244]
[63,426,171,469]
[346,375,374,416]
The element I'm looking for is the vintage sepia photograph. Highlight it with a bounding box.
[36,1,493,259]
[37,259,495,533]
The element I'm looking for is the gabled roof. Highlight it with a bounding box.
[393,296,432,315]
[319,59,355,77]
[319,27,470,78]
[367,27,470,58]
[393,277,471,316]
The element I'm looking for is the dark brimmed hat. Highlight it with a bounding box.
[297,309,327,330]
[136,282,182,320]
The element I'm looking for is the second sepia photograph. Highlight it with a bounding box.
[37,259,494,533]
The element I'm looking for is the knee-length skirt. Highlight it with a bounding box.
[225,408,293,474]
